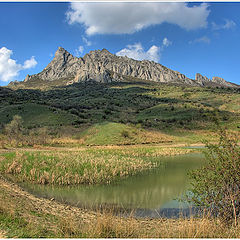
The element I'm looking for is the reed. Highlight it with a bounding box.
[0,146,194,186]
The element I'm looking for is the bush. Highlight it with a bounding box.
[188,129,240,225]
[121,130,130,138]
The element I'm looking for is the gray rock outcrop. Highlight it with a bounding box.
[23,47,237,88]
[195,73,235,88]
[212,76,229,86]
[195,73,211,86]
[24,47,196,85]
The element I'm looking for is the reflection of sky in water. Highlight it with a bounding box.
[21,153,204,210]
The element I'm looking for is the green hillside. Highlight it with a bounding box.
[76,122,172,145]
[0,102,78,129]
[1,80,239,144]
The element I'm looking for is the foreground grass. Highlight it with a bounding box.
[0,177,86,238]
[1,176,240,238]
[0,146,193,185]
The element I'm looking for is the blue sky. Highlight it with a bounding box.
[0,2,240,86]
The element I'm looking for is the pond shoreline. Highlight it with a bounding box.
[6,152,203,220]
[0,174,204,222]
[0,146,204,220]
[1,174,240,238]
[17,177,202,220]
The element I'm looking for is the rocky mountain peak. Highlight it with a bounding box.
[55,46,67,56]
[100,48,112,55]
[85,48,113,59]
[53,46,74,63]
[21,46,238,88]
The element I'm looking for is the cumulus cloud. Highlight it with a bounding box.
[212,19,236,30]
[75,45,84,57]
[66,2,210,35]
[189,36,211,44]
[23,56,37,69]
[116,43,160,62]
[0,47,37,82]
[116,37,172,63]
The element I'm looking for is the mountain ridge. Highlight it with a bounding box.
[9,46,239,89]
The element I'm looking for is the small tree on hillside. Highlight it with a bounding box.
[4,115,24,144]
[188,129,240,225]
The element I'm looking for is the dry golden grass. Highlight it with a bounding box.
[50,137,84,145]
[84,212,240,238]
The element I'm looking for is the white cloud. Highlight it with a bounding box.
[116,43,160,62]
[212,19,236,30]
[162,37,172,47]
[116,37,172,63]
[82,36,92,46]
[23,56,37,69]
[75,45,84,57]
[66,2,210,35]
[0,47,37,82]
[189,36,211,44]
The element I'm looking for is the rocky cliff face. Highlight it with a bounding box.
[195,73,235,87]
[23,47,236,88]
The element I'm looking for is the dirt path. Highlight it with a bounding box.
[0,142,206,154]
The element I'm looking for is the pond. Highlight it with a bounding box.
[20,152,205,218]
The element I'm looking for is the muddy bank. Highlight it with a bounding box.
[0,175,98,223]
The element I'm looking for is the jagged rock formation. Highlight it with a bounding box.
[21,47,237,88]
[195,73,235,87]
[195,73,211,86]
[24,47,195,85]
[212,76,228,85]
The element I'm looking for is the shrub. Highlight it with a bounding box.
[121,130,130,138]
[4,115,23,136]
[188,129,240,225]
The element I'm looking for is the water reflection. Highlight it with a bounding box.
[21,153,204,211]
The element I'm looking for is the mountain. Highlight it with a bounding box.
[9,47,239,89]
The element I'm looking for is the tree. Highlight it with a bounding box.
[4,115,24,143]
[188,129,240,225]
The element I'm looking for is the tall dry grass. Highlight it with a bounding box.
[83,210,240,238]
[0,147,194,186]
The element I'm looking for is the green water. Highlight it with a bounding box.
[21,153,204,212]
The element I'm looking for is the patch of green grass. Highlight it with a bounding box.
[76,122,171,145]
[0,207,60,238]
[0,187,85,238]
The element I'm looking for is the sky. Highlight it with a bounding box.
[0,2,240,86]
